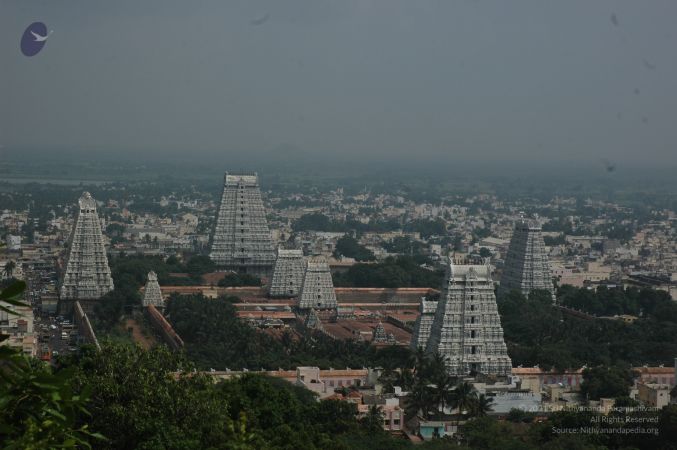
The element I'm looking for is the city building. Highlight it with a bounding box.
[269,248,305,297]
[209,172,276,276]
[298,256,337,310]
[418,258,512,376]
[499,219,555,300]
[59,192,114,309]
[637,382,671,409]
[142,271,164,309]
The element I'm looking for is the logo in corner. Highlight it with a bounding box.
[21,22,52,57]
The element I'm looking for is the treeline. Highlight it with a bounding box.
[558,285,677,319]
[292,212,400,233]
[333,256,444,288]
[93,254,218,332]
[499,289,677,370]
[2,341,437,449]
[165,294,412,371]
[333,234,375,261]
[292,212,450,238]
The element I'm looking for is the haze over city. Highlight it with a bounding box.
[2,0,677,169]
[2,2,677,449]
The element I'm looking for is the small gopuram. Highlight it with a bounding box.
[298,256,337,310]
[269,248,305,297]
[60,192,114,312]
[499,218,555,300]
[209,172,276,276]
[414,257,512,377]
[372,322,397,345]
[142,271,164,309]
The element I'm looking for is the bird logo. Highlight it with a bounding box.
[31,29,52,42]
[20,22,52,56]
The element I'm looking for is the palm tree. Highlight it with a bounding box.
[406,381,434,419]
[427,352,448,381]
[449,381,477,425]
[430,373,454,419]
[412,347,428,382]
[3,261,16,279]
[397,368,415,391]
[470,394,494,417]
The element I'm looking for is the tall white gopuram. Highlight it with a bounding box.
[269,248,305,298]
[142,271,164,308]
[498,219,555,300]
[298,256,337,310]
[60,192,114,301]
[210,172,276,276]
[416,258,512,376]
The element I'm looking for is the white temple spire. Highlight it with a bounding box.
[60,192,114,302]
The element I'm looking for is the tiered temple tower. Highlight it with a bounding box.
[298,256,337,310]
[415,258,512,377]
[498,219,555,300]
[410,298,438,351]
[60,192,114,305]
[142,271,164,309]
[210,172,276,276]
[269,248,305,297]
[372,322,397,345]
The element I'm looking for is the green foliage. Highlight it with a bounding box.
[580,366,634,400]
[478,247,492,258]
[67,343,242,450]
[185,255,215,278]
[217,273,262,287]
[333,256,443,288]
[499,289,677,369]
[0,280,29,316]
[105,223,126,236]
[0,281,103,449]
[0,346,103,449]
[165,294,413,371]
[403,218,447,239]
[505,408,536,423]
[60,342,409,449]
[293,213,347,232]
[382,236,427,255]
[543,234,566,246]
[558,285,676,319]
[334,234,375,261]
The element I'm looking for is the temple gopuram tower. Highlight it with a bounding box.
[269,248,305,298]
[209,172,276,276]
[142,271,164,309]
[298,256,337,310]
[415,257,512,377]
[410,298,438,351]
[60,192,114,310]
[498,219,555,300]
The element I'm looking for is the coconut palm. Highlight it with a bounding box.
[470,393,494,417]
[422,352,447,382]
[449,381,477,425]
[397,368,415,391]
[411,346,428,382]
[406,381,434,419]
[430,373,454,419]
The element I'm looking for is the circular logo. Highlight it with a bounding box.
[21,22,50,57]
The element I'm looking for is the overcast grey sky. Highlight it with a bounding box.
[2,0,676,168]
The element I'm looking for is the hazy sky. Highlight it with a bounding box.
[2,0,676,168]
